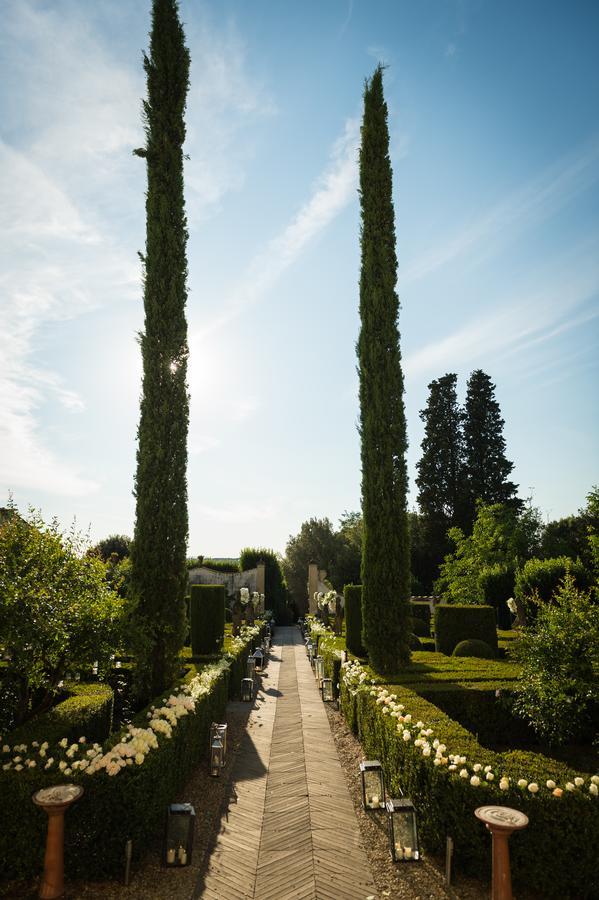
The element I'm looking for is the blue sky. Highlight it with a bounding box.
[1,0,598,557]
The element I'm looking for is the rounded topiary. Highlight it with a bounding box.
[411,617,429,638]
[409,633,422,649]
[452,638,495,659]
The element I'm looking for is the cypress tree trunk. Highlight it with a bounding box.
[357,66,411,673]
[131,0,190,702]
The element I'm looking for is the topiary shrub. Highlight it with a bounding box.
[8,682,114,748]
[452,638,495,659]
[479,563,515,629]
[410,600,432,628]
[434,604,497,656]
[411,617,430,638]
[190,585,225,656]
[344,584,365,656]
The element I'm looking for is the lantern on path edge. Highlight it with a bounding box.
[359,760,385,810]
[164,803,195,866]
[387,798,420,861]
[241,677,253,702]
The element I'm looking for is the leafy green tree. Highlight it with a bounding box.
[91,534,132,562]
[0,505,123,726]
[130,0,191,702]
[357,65,411,672]
[540,516,590,568]
[463,370,521,524]
[283,518,339,608]
[416,373,467,584]
[436,501,542,604]
[513,575,599,745]
[330,511,363,590]
[584,486,599,583]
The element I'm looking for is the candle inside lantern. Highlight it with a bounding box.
[395,842,403,858]
[404,847,412,859]
[370,794,379,808]
[166,847,176,864]
[178,846,187,865]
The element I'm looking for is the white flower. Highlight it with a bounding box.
[589,784,598,797]
[27,760,36,768]
[499,778,509,791]
[448,764,457,771]
[486,772,494,781]
[591,775,599,785]
[470,775,481,786]
[460,769,469,779]
[59,738,68,749]
[31,741,39,748]
[574,777,584,787]
[473,763,482,773]
[484,765,492,773]
[79,736,86,744]
[517,779,527,789]
[546,780,556,790]
[402,731,411,742]
[2,745,9,754]
[507,597,517,614]
[14,764,23,771]
[64,767,72,776]
[566,782,575,791]
[528,783,539,793]
[58,761,67,771]
[2,763,12,771]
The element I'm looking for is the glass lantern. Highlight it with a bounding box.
[246,656,256,680]
[164,803,195,866]
[321,677,334,702]
[307,642,314,663]
[252,648,265,672]
[314,656,324,685]
[210,723,227,766]
[210,734,223,777]
[241,677,254,702]
[359,760,385,810]
[264,634,271,651]
[387,798,420,861]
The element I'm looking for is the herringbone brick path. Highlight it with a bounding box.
[197,627,376,900]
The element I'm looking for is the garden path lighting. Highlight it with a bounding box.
[164,803,195,867]
[321,677,334,703]
[314,656,324,685]
[246,655,256,680]
[475,805,528,900]
[210,723,227,766]
[33,783,83,899]
[306,642,314,663]
[241,677,254,702]
[252,648,265,672]
[387,798,420,862]
[210,733,224,777]
[359,760,385,810]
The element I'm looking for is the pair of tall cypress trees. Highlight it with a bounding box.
[130,2,410,690]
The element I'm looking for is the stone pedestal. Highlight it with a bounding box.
[33,784,83,899]
[475,805,528,900]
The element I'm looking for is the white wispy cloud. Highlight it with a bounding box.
[195,116,360,338]
[404,256,599,380]
[403,135,599,284]
[0,1,272,499]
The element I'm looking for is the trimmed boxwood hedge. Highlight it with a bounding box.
[410,600,432,627]
[190,583,225,655]
[434,604,497,656]
[0,629,260,881]
[7,682,114,749]
[344,584,365,657]
[452,638,495,659]
[339,680,598,898]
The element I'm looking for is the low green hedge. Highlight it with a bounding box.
[0,628,260,881]
[452,638,495,659]
[339,678,599,898]
[7,682,114,749]
[515,556,592,607]
[434,604,498,656]
[190,584,225,655]
[410,600,432,627]
[344,584,365,657]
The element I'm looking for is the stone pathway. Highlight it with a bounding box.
[196,627,377,900]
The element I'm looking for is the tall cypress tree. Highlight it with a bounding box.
[416,373,467,585]
[357,66,411,672]
[463,369,521,524]
[130,0,190,702]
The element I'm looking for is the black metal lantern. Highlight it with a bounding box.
[241,676,253,702]
[307,642,314,663]
[246,655,256,680]
[359,760,385,810]
[314,656,324,685]
[252,648,265,672]
[164,803,195,866]
[387,798,420,861]
[263,634,271,651]
[321,677,334,702]
[210,723,227,767]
